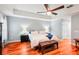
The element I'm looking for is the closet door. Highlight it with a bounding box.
[0,23,2,55]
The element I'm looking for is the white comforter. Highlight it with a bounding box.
[29,34,59,48]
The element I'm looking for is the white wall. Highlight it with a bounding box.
[7,16,50,41]
[2,16,7,42]
[50,16,71,39]
[71,13,79,39]
[50,19,62,38]
[62,16,71,39]
[0,13,7,42]
[0,14,3,22]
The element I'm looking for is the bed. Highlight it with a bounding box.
[29,31,60,48]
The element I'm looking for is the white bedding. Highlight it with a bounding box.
[29,34,59,48]
[29,34,48,48]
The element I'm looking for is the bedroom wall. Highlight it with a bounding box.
[7,15,72,41]
[71,13,79,39]
[50,16,71,39]
[62,16,71,39]
[7,16,50,41]
[50,19,62,38]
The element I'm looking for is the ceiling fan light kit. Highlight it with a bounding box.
[46,11,52,15]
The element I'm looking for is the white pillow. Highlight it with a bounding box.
[40,31,46,34]
[31,31,38,35]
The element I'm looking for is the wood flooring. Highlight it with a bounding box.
[2,39,79,55]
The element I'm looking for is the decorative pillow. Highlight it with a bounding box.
[46,33,53,40]
[29,31,31,34]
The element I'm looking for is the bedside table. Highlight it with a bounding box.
[20,35,30,42]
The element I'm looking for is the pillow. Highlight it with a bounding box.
[31,31,38,35]
[29,31,31,34]
[39,31,46,34]
[46,33,53,40]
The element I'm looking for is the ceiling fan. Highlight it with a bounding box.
[37,4,64,15]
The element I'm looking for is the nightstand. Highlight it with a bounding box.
[20,35,30,42]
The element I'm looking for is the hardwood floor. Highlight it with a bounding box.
[2,39,79,55]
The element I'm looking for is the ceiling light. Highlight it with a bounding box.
[46,11,52,15]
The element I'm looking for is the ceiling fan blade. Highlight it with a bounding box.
[37,11,46,13]
[50,5,64,11]
[66,4,74,8]
[44,4,49,10]
[51,12,58,15]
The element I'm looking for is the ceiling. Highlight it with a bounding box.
[0,4,79,19]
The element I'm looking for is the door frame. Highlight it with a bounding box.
[0,23,2,55]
